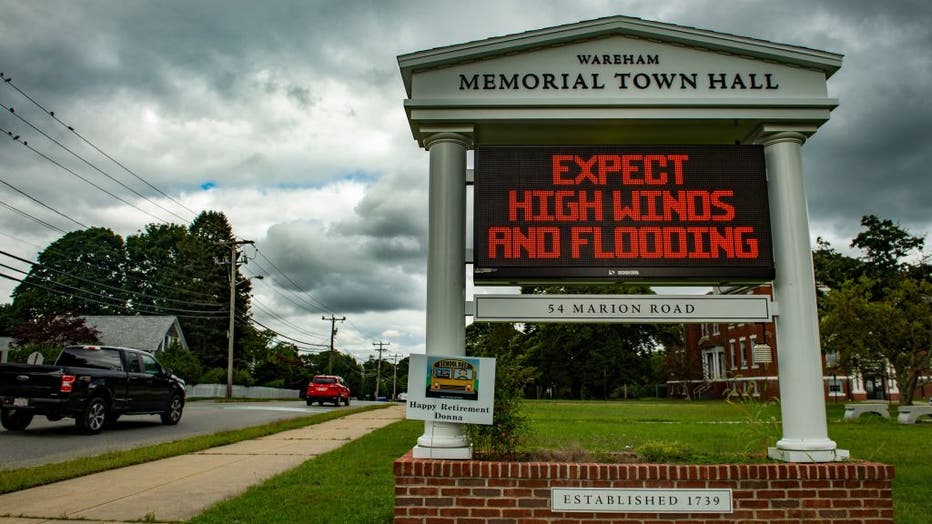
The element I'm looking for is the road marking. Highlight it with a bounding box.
[221,406,321,413]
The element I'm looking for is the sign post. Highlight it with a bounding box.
[399,15,846,465]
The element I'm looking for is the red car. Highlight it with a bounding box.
[305,375,351,406]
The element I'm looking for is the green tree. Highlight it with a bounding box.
[125,223,211,313]
[520,283,679,400]
[816,215,930,405]
[305,350,362,395]
[251,340,312,390]
[852,215,925,277]
[177,211,251,370]
[156,341,203,384]
[0,303,14,335]
[821,277,931,405]
[11,228,128,321]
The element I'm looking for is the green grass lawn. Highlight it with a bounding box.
[187,418,423,524]
[189,399,930,524]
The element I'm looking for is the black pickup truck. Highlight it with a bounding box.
[0,345,186,434]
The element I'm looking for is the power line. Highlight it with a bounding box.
[0,72,199,219]
[1,101,191,223]
[0,177,88,229]
[250,250,379,343]
[0,198,69,234]
[251,253,334,313]
[0,124,172,224]
[240,313,331,348]
[248,299,328,340]
[0,249,227,308]
[0,271,227,319]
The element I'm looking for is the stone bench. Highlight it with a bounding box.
[843,403,890,421]
[897,404,932,424]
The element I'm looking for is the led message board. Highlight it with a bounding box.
[473,145,773,284]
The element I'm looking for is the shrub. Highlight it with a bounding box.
[233,368,255,386]
[465,361,530,459]
[199,367,227,385]
[7,343,63,364]
[156,342,202,384]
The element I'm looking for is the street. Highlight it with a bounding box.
[0,399,382,470]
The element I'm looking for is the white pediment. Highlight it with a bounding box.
[412,34,830,101]
[398,16,843,146]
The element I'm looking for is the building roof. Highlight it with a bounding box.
[81,315,188,353]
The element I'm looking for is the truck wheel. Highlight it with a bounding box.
[160,394,183,425]
[1,409,33,431]
[343,396,350,406]
[77,397,108,434]
[306,398,314,406]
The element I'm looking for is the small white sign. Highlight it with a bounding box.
[405,355,496,425]
[552,488,733,513]
[474,294,773,323]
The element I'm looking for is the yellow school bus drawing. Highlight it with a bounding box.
[426,357,479,400]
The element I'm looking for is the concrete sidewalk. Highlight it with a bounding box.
[0,404,405,524]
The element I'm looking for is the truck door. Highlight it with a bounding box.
[139,352,171,410]
[125,352,152,410]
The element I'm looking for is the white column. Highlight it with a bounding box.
[413,130,472,459]
[761,131,848,462]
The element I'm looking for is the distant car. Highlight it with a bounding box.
[305,375,350,406]
[397,392,408,402]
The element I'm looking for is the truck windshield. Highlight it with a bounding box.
[57,347,124,371]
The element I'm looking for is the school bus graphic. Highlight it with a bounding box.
[426,357,479,400]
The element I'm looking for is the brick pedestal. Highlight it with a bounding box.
[394,452,894,523]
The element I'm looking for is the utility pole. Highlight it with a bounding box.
[221,239,254,399]
[390,353,399,401]
[372,341,390,400]
[322,315,345,374]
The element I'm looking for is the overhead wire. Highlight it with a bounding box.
[0,271,227,319]
[0,124,172,224]
[0,199,69,234]
[0,72,199,219]
[0,101,191,223]
[249,250,381,344]
[0,177,88,229]
[0,249,227,308]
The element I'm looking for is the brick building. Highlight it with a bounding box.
[667,285,928,402]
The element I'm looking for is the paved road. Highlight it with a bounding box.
[0,399,384,470]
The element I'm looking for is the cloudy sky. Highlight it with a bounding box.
[0,1,929,360]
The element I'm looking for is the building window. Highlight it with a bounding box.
[712,323,720,335]
[701,348,725,380]
[729,339,737,369]
[700,324,709,337]
[739,338,748,369]
[828,378,844,397]
[749,335,758,368]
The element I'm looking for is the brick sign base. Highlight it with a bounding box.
[394,452,894,523]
